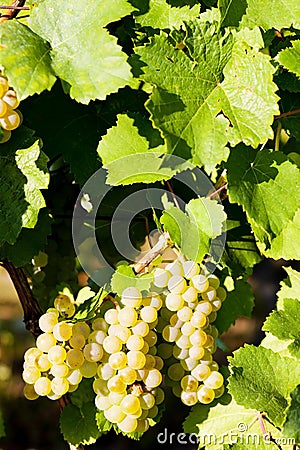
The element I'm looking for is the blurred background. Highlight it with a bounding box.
[0,259,288,450]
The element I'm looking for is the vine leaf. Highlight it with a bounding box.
[135,21,279,173]
[0,128,49,245]
[283,386,300,443]
[60,402,100,446]
[0,21,55,100]
[160,198,226,263]
[214,277,254,334]
[218,0,247,28]
[228,345,300,427]
[134,0,200,29]
[227,147,300,260]
[184,398,284,447]
[277,267,300,307]
[111,265,153,296]
[241,0,300,30]
[97,114,192,185]
[278,41,300,78]
[29,0,135,104]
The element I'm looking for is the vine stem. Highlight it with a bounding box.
[1,260,85,450]
[165,180,181,209]
[255,411,283,450]
[133,232,170,274]
[0,5,29,9]
[275,108,300,119]
[275,121,282,151]
[207,183,227,199]
[0,0,27,22]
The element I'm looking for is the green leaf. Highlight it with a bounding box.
[97,114,191,185]
[227,147,300,260]
[214,278,254,334]
[29,0,135,104]
[219,0,247,28]
[111,265,153,296]
[96,410,112,434]
[15,140,49,229]
[135,0,200,29]
[69,379,95,408]
[263,298,300,358]
[277,267,300,306]
[283,386,300,443]
[0,209,52,266]
[0,21,55,100]
[241,0,300,31]
[73,288,107,321]
[136,21,279,173]
[161,197,226,263]
[60,402,100,446]
[0,409,5,438]
[278,41,300,78]
[228,345,300,427]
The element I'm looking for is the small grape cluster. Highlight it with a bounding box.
[0,72,21,143]
[93,287,165,434]
[153,259,226,406]
[22,294,103,401]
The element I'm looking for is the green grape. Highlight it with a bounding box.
[118,416,138,433]
[108,324,131,343]
[172,384,182,398]
[140,306,157,323]
[103,335,122,354]
[169,314,183,328]
[214,385,225,398]
[167,363,185,381]
[104,308,119,325]
[181,375,198,392]
[180,357,197,371]
[195,301,213,316]
[0,129,11,143]
[80,361,98,378]
[177,306,193,322]
[54,294,72,314]
[51,377,69,396]
[66,349,84,368]
[118,367,136,385]
[107,375,127,393]
[92,317,109,332]
[207,311,217,323]
[190,330,207,346]
[24,347,43,366]
[176,334,191,349]
[162,325,180,342]
[191,364,211,381]
[136,419,149,433]
[69,334,86,349]
[181,390,198,406]
[202,287,216,302]
[93,378,109,396]
[191,275,209,293]
[142,293,162,310]
[73,321,91,338]
[208,274,220,289]
[204,371,224,389]
[50,363,69,378]
[197,385,215,404]
[127,350,146,370]
[23,383,39,400]
[67,369,82,385]
[144,354,156,369]
[148,405,158,418]
[216,287,227,301]
[0,108,20,131]
[153,387,164,405]
[53,322,73,341]
[173,346,189,360]
[2,89,19,109]
[139,392,155,410]
[121,287,142,308]
[36,333,57,352]
[144,368,162,388]
[22,367,41,384]
[211,298,222,311]
[39,312,58,333]
[181,322,195,337]
[182,286,198,303]
[154,356,164,371]
[182,260,200,279]
[189,346,205,360]
[108,392,125,405]
[48,345,67,365]
[165,293,184,311]
[131,320,149,337]
[34,377,52,396]
[126,334,144,351]
[118,307,138,327]
[165,261,184,276]
[157,343,173,359]
[35,354,51,372]
[95,395,111,410]
[83,342,103,362]
[168,275,187,294]
[153,268,171,288]
[97,363,116,380]
[108,351,127,370]
[144,330,157,347]
[120,394,140,414]
[105,405,126,424]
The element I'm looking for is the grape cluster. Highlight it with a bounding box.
[153,259,226,406]
[0,73,21,143]
[23,293,101,400]
[93,287,164,434]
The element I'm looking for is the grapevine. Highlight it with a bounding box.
[0,0,300,449]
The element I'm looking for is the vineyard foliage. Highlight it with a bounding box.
[0,0,300,448]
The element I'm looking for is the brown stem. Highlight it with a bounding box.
[207,184,227,199]
[275,108,300,119]
[165,180,181,209]
[1,260,84,450]
[0,5,29,9]
[0,0,26,22]
[133,232,170,274]
[256,412,283,450]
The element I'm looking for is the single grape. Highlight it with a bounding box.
[66,349,84,368]
[216,287,227,301]
[118,416,138,433]
[36,333,57,352]
[39,312,58,333]
[118,367,137,385]
[34,377,52,396]
[168,275,187,294]
[35,353,51,372]
[80,361,98,378]
[167,363,185,381]
[175,334,191,349]
[24,347,43,365]
[182,260,200,278]
[202,287,216,302]
[131,320,149,337]
[195,301,213,316]
[51,377,69,396]
[139,392,155,410]
[136,419,149,433]
[211,298,222,311]
[144,330,157,347]
[191,364,211,381]
[83,342,103,362]
[93,378,110,396]
[23,383,39,400]
[118,307,138,327]
[53,322,72,341]
[181,375,198,392]
[204,371,224,390]
[177,306,193,322]
[157,343,173,359]
[104,308,119,325]
[54,294,72,313]
[105,405,126,424]
[97,363,116,380]
[50,363,69,378]
[190,310,207,328]
[67,369,82,385]
[181,322,195,337]
[69,334,86,349]
[107,375,127,393]
[162,325,180,342]
[208,274,220,289]
[22,367,41,384]
[153,268,171,288]
[92,317,109,332]
[214,385,225,398]
[126,334,144,351]
[127,350,146,370]
[148,405,158,418]
[154,387,165,405]
[95,395,111,411]
[140,306,157,323]
[182,286,198,303]
[181,390,198,406]
[120,394,140,414]
[191,274,209,293]
[121,287,142,308]
[154,356,164,371]
[0,129,11,143]
[197,385,215,404]
[190,329,207,346]
[180,357,197,371]
[0,99,7,117]
[189,346,205,360]
[165,261,184,276]
[108,391,125,405]
[165,293,184,312]
[48,345,67,365]
[144,368,162,388]
[173,346,189,360]
[108,351,127,370]
[72,321,91,339]
[142,294,162,310]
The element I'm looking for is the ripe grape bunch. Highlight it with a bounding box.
[22,253,227,436]
[0,72,21,143]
